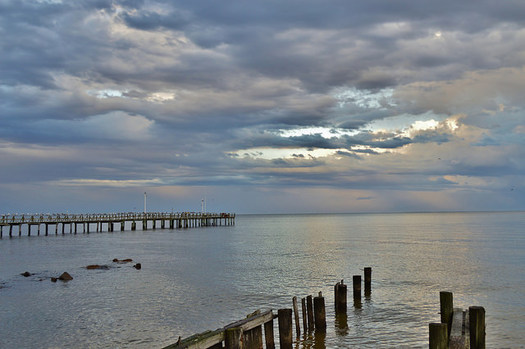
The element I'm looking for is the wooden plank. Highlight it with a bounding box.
[449,308,468,349]
[224,310,274,332]
[163,329,224,349]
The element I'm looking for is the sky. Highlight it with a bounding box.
[1,0,524,214]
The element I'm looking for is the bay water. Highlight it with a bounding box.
[1,212,524,348]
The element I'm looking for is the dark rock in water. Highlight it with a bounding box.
[86,264,110,270]
[58,272,73,281]
[21,271,32,277]
[113,258,133,263]
[133,263,141,270]
[51,277,57,283]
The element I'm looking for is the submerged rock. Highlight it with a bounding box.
[113,258,133,263]
[58,272,73,281]
[85,264,110,270]
[21,271,32,277]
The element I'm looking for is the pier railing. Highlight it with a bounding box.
[0,212,235,238]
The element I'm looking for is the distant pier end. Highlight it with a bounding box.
[0,212,235,238]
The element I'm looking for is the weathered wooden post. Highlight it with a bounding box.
[301,297,307,333]
[313,292,326,332]
[225,327,243,349]
[243,326,263,349]
[440,291,453,336]
[264,316,275,349]
[306,295,314,331]
[429,322,448,349]
[335,280,347,314]
[469,306,485,349]
[278,309,293,349]
[353,275,362,307]
[292,296,301,337]
[364,267,372,297]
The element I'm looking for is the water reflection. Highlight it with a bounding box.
[294,330,326,349]
[335,312,348,335]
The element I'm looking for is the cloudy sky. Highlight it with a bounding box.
[1,0,524,214]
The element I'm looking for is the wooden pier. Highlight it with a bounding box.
[0,212,235,238]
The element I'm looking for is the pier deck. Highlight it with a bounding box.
[0,212,235,238]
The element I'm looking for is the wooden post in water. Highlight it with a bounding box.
[301,297,307,334]
[225,327,243,349]
[429,322,448,349]
[440,291,453,336]
[353,275,362,307]
[292,296,301,338]
[335,280,347,314]
[306,295,314,331]
[264,315,275,349]
[469,306,485,349]
[278,309,293,349]
[243,326,263,349]
[364,267,372,297]
[313,292,326,332]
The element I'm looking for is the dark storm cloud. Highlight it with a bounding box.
[1,0,525,212]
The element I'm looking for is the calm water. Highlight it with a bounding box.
[1,212,524,348]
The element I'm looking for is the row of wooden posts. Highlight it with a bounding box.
[429,291,485,349]
[164,267,373,349]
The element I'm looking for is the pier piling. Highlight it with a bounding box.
[278,309,293,349]
[469,306,485,349]
[429,322,448,349]
[313,292,326,332]
[440,291,453,336]
[292,296,301,338]
[353,275,362,307]
[306,295,314,331]
[335,280,347,314]
[364,267,372,296]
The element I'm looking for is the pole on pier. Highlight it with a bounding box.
[353,275,362,307]
[440,291,453,336]
[313,292,326,332]
[292,296,301,338]
[278,309,293,349]
[429,322,448,349]
[469,306,485,349]
[306,295,314,331]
